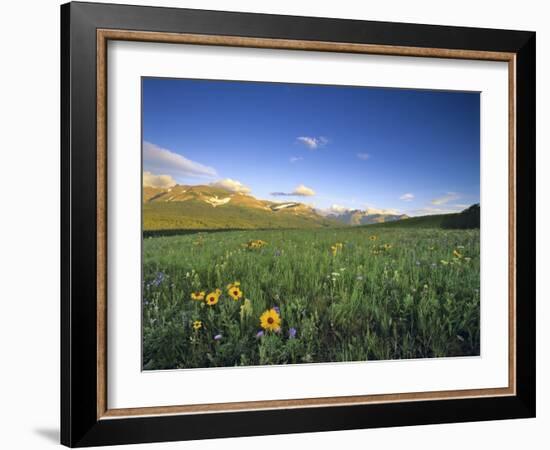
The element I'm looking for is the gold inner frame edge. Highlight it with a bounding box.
[96,29,517,420]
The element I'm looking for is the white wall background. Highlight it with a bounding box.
[0,0,546,448]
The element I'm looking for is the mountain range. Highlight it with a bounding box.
[326,209,408,226]
[143,184,408,231]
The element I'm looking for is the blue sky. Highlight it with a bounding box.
[142,77,480,216]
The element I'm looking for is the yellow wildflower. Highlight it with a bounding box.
[227,281,241,289]
[246,240,267,250]
[205,290,221,306]
[228,285,243,301]
[453,249,463,258]
[192,320,202,330]
[190,291,205,301]
[369,235,377,241]
[260,308,281,332]
[331,242,343,256]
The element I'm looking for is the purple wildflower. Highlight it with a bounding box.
[288,327,297,339]
[255,330,264,338]
[273,306,280,315]
[214,334,222,341]
[152,271,165,287]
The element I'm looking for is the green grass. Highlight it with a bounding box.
[142,226,480,370]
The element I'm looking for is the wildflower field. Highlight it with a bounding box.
[142,227,480,370]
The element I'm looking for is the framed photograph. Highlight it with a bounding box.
[61,2,536,447]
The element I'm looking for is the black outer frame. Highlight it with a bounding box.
[60,1,536,447]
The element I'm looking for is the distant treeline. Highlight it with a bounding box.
[143,226,349,238]
[143,228,246,238]
[441,204,480,229]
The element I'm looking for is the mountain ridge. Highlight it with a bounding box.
[143,184,409,231]
[326,209,409,225]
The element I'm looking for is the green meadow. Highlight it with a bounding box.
[142,225,480,370]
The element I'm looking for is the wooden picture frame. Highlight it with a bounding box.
[61,1,535,447]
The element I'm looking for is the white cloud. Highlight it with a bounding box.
[143,141,217,178]
[294,184,316,196]
[364,206,400,215]
[357,153,370,160]
[271,184,316,197]
[315,204,350,216]
[290,156,304,163]
[318,204,401,216]
[297,136,328,149]
[431,192,460,205]
[329,204,350,213]
[399,193,415,201]
[143,171,177,188]
[210,178,251,194]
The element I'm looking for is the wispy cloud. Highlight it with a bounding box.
[356,153,370,160]
[296,136,328,149]
[399,193,415,201]
[290,156,304,163]
[364,206,400,215]
[271,184,316,197]
[431,192,460,205]
[210,178,251,194]
[143,141,217,178]
[143,171,177,188]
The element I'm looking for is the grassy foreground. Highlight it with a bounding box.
[142,227,480,370]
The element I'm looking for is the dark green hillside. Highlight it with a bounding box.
[365,213,453,229]
[364,204,480,230]
[441,204,480,229]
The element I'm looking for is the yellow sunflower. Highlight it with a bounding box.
[260,308,281,332]
[228,285,243,301]
[369,235,378,241]
[246,239,267,250]
[205,290,221,306]
[190,291,205,301]
[192,320,202,330]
